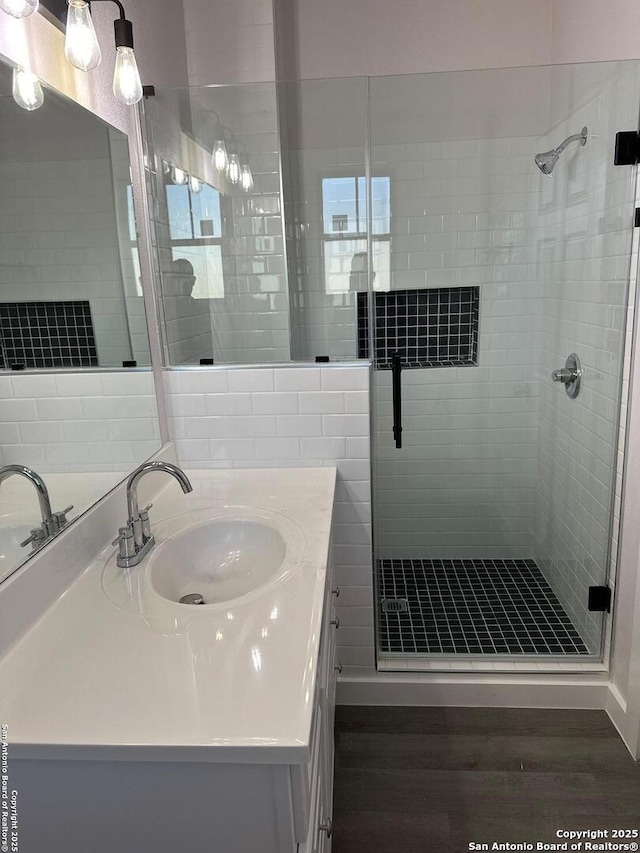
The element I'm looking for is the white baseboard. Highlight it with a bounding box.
[336,672,610,709]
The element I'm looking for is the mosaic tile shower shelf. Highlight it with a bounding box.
[358,286,479,369]
[0,301,98,369]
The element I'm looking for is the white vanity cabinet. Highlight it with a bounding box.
[2,468,339,853]
[292,563,340,853]
[10,557,340,853]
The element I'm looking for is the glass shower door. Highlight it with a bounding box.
[369,61,640,667]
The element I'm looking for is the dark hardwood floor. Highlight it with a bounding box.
[333,706,640,852]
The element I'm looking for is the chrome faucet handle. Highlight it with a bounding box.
[52,505,74,530]
[139,504,153,540]
[20,526,48,550]
[112,524,136,563]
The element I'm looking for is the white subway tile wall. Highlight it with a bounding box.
[0,371,160,473]
[164,365,375,673]
[534,63,640,653]
[371,135,542,561]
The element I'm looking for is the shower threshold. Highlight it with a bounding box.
[377,558,590,658]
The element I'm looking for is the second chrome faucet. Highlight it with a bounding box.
[113,461,193,568]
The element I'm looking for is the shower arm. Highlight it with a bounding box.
[553,127,588,156]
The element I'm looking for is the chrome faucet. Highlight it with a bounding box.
[113,461,193,568]
[0,465,73,550]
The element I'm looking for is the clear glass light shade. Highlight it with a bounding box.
[188,175,202,194]
[240,164,254,192]
[0,0,38,18]
[65,0,101,71]
[12,67,44,111]
[113,46,143,106]
[171,166,188,186]
[212,140,229,173]
[227,154,242,184]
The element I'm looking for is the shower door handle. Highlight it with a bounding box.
[392,352,402,449]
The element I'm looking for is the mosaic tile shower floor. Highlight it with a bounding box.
[378,558,589,656]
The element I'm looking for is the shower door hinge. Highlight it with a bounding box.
[614,131,640,165]
[635,208,640,228]
[588,586,612,613]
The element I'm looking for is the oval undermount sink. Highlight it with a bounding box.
[148,517,289,606]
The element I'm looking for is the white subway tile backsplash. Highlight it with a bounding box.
[276,414,322,437]
[227,369,275,393]
[322,414,369,437]
[252,392,298,414]
[298,392,345,414]
[274,367,322,392]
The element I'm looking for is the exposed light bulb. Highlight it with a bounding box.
[12,67,44,111]
[0,0,38,18]
[212,140,228,173]
[227,153,241,185]
[65,0,102,71]
[171,166,188,186]
[188,175,202,194]
[113,46,143,105]
[240,164,254,192]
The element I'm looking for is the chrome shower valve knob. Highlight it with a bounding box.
[552,353,582,399]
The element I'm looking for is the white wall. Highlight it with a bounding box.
[0,370,160,472]
[182,0,275,85]
[551,0,640,65]
[164,365,375,673]
[287,0,554,81]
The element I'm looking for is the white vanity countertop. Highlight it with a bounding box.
[0,467,336,764]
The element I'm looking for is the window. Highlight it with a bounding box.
[321,175,390,294]
[165,182,225,299]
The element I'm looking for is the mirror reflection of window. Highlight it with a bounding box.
[321,175,390,294]
[165,182,224,299]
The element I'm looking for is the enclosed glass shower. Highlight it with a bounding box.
[282,60,639,668]
[142,58,640,670]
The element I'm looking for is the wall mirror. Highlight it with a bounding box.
[0,52,162,584]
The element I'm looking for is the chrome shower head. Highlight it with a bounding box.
[535,149,560,175]
[535,126,588,176]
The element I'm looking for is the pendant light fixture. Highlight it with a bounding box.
[0,0,38,17]
[65,0,101,71]
[188,175,203,194]
[12,66,44,110]
[64,0,143,105]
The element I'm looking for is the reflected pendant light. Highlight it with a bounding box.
[212,140,229,173]
[240,164,254,192]
[227,153,241,184]
[0,0,38,17]
[188,175,203,194]
[12,67,44,111]
[171,166,188,186]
